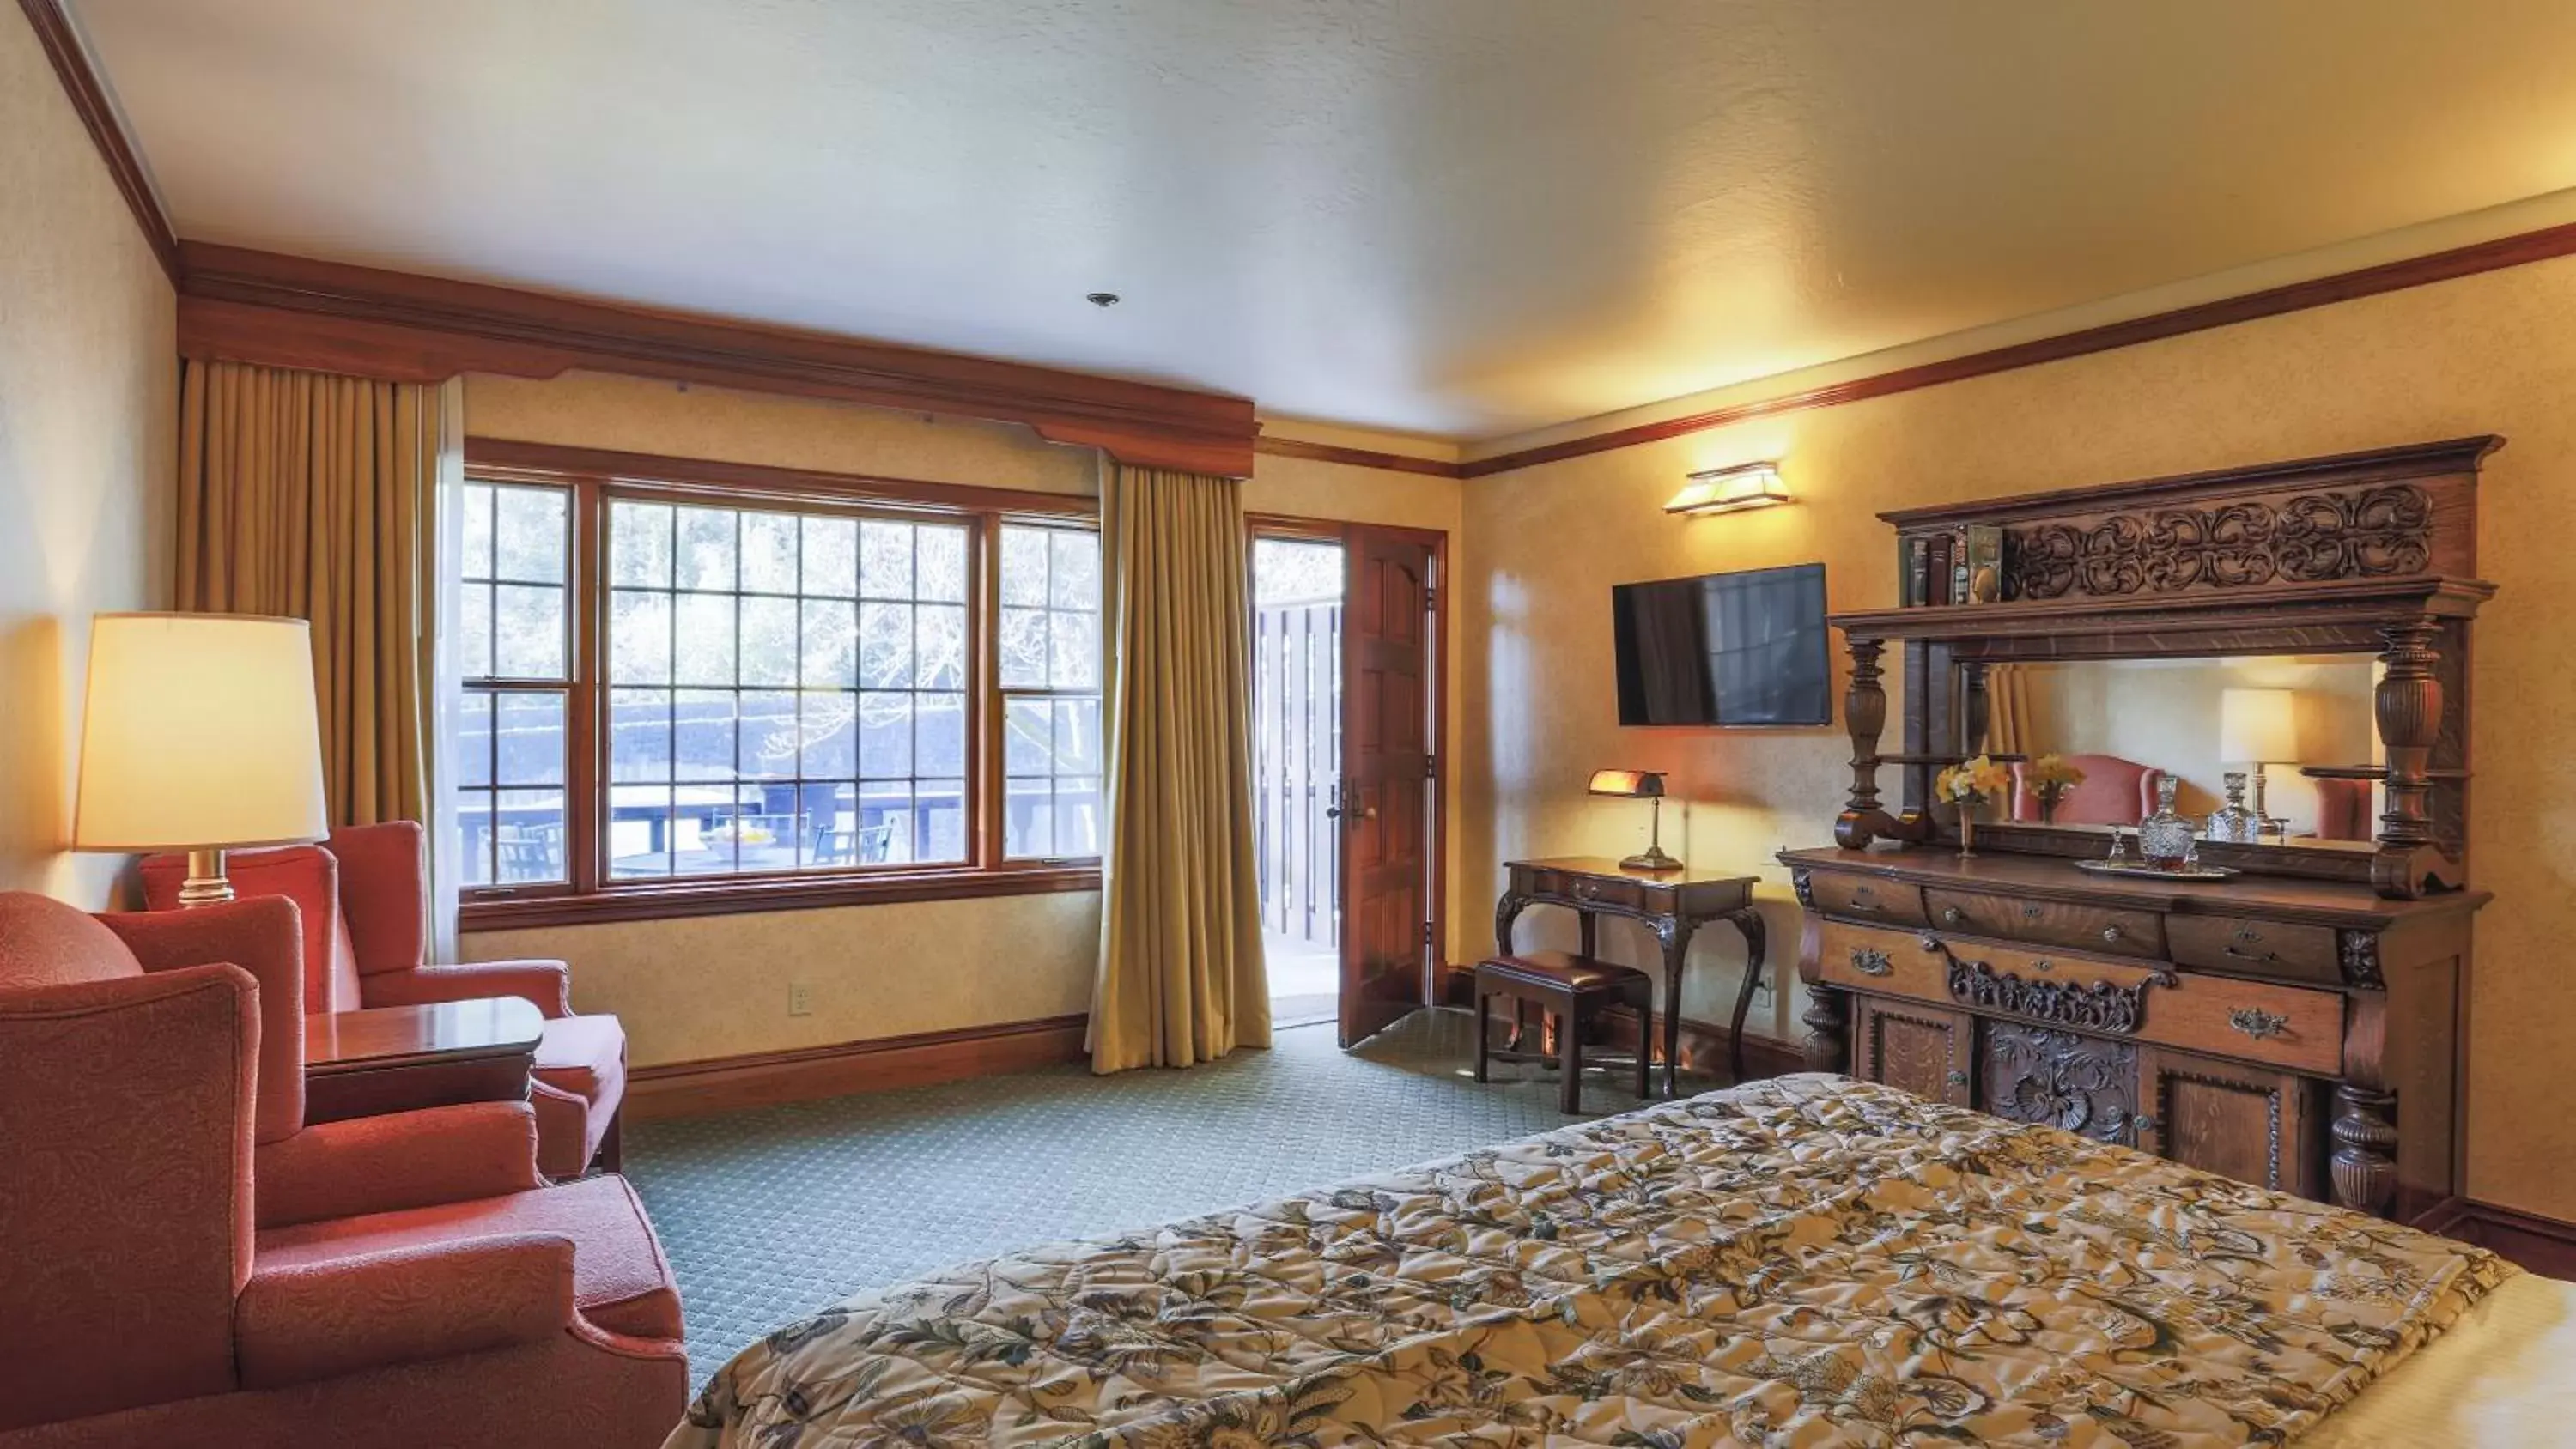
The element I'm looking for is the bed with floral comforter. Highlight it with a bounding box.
[669,1073,2512,1447]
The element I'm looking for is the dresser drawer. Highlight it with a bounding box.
[2144,972,2343,1076]
[2166,914,2342,986]
[1804,872,1929,927]
[1924,888,2166,960]
[1814,920,2343,1076]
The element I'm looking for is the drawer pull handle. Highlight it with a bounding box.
[2132,1113,2157,1137]
[2233,925,2265,943]
[1575,880,1600,899]
[2100,925,2125,943]
[1946,1070,1970,1088]
[2228,1007,2291,1041]
[1918,934,1941,952]
[1941,906,1963,925]
[2031,958,2054,973]
[1850,947,1893,977]
[2222,945,2281,964]
[2019,903,2043,920]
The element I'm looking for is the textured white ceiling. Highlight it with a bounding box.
[69,0,2576,438]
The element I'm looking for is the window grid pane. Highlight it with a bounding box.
[458,482,571,887]
[603,502,973,878]
[998,524,1103,860]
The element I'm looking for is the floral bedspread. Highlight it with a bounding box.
[670,1073,2510,1448]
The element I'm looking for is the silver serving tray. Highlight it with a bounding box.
[2074,858,2239,882]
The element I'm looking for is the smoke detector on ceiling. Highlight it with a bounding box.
[1085,292,1121,308]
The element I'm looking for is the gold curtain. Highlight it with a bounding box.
[176,359,440,829]
[1984,662,2035,757]
[1089,464,1269,1071]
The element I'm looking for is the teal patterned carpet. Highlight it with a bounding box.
[625,1007,1657,1391]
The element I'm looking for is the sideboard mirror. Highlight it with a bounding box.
[1969,653,2383,853]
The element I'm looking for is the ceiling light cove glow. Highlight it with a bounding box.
[1665,461,1790,517]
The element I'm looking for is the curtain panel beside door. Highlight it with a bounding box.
[1090,464,1269,1071]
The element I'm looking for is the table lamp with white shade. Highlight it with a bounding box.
[73,613,331,905]
[2219,686,2300,840]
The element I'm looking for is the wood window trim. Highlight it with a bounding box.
[457,438,1103,931]
[459,861,1101,931]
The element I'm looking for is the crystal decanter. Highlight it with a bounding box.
[2205,771,2260,844]
[2138,774,2197,866]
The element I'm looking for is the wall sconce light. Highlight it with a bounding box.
[1665,461,1790,517]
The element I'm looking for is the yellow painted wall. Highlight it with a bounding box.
[1459,252,2576,1220]
[461,373,1465,1065]
[0,8,177,908]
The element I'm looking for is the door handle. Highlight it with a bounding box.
[1326,779,1376,827]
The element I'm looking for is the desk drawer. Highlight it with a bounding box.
[1814,920,2342,1075]
[2167,914,2342,986]
[1925,888,2166,960]
[1804,872,1929,926]
[1518,868,1651,913]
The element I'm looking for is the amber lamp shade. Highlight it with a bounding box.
[72,613,330,905]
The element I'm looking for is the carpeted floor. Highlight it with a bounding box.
[624,1006,1668,1392]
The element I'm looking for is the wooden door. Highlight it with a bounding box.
[2137,1046,2321,1197]
[1337,528,1435,1046]
[1853,998,1975,1106]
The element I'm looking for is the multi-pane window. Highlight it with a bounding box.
[998,524,1103,858]
[455,482,573,886]
[604,500,972,879]
[452,454,1103,916]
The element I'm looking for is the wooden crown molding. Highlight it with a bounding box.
[1254,433,1465,479]
[1459,221,2576,479]
[175,243,1259,476]
[17,0,179,283]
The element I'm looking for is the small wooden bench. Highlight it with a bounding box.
[1473,950,1653,1113]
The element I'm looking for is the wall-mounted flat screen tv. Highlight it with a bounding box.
[1612,562,1831,726]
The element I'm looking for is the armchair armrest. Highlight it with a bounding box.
[235,1234,573,1389]
[256,1101,544,1228]
[362,959,571,1018]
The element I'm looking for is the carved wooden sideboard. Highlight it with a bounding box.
[1788,438,2497,1222]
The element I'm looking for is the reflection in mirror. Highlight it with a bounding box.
[1982,655,2381,848]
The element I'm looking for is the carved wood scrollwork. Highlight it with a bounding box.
[2008,484,2433,601]
[2336,931,2385,990]
[1981,1023,2140,1145]
[1941,949,2173,1035]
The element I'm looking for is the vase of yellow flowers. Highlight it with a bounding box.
[1933,754,2011,859]
[2026,754,2087,824]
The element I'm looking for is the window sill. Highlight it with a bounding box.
[459,864,1102,932]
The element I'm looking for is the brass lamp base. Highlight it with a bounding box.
[1620,845,1684,873]
[175,847,234,906]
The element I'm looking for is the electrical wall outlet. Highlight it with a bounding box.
[787,980,814,1016]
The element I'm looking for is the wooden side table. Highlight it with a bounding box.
[303,997,545,1125]
[1495,857,1766,1094]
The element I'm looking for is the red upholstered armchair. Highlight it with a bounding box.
[2009,753,2166,826]
[144,821,626,1178]
[0,891,685,1449]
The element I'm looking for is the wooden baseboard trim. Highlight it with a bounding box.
[627,1013,1089,1120]
[2414,1197,2576,1279]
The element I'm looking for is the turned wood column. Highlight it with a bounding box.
[2372,617,2459,897]
[1958,658,1990,757]
[1834,636,1888,849]
[1801,985,1849,1074]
